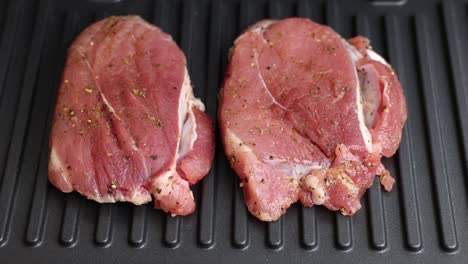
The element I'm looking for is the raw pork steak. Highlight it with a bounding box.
[49,16,214,216]
[219,18,406,221]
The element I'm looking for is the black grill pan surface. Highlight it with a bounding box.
[0,0,467,263]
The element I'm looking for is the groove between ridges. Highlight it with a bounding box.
[196,0,224,249]
[414,13,458,253]
[2,0,52,247]
[385,15,423,252]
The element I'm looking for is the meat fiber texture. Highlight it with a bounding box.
[219,18,407,221]
[49,16,214,216]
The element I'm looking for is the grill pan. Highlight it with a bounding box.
[0,0,467,263]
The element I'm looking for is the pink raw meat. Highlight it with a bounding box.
[49,16,214,216]
[219,18,406,221]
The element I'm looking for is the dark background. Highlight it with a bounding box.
[0,0,467,263]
